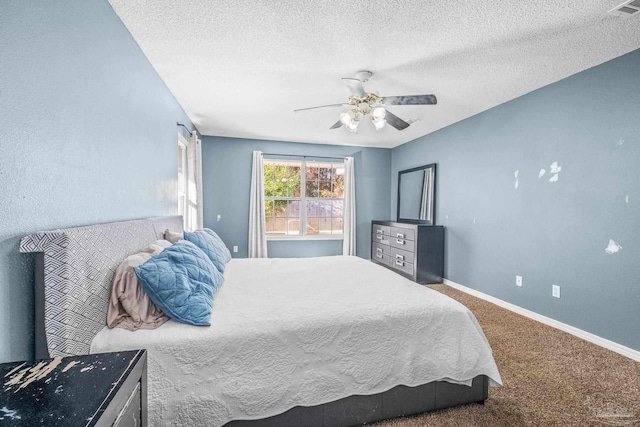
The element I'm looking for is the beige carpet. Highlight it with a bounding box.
[372,285,640,427]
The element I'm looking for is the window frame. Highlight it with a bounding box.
[177,134,188,220]
[264,158,345,241]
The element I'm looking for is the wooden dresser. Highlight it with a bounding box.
[0,349,147,426]
[371,220,444,284]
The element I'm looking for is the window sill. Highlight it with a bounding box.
[267,235,344,241]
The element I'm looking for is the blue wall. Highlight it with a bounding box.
[391,49,640,351]
[201,137,391,259]
[2,1,635,364]
[0,1,193,362]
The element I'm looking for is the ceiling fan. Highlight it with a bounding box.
[294,71,437,132]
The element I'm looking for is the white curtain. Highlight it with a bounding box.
[185,131,203,231]
[419,170,430,221]
[342,156,356,256]
[248,151,268,258]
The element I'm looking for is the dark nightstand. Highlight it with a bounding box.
[1,349,147,426]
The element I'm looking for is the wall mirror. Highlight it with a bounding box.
[397,163,436,225]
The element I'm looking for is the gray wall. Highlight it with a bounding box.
[391,49,640,351]
[202,137,391,259]
[0,1,193,362]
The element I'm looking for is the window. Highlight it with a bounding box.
[177,137,187,219]
[264,159,344,238]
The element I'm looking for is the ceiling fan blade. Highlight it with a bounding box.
[341,78,366,98]
[382,94,437,105]
[330,120,343,130]
[384,110,410,131]
[294,103,346,113]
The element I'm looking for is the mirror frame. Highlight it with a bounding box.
[397,163,436,225]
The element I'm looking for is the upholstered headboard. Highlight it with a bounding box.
[20,216,184,358]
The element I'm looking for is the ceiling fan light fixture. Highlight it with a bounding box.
[371,106,386,120]
[346,122,359,132]
[298,71,436,133]
[340,110,360,132]
[372,117,386,130]
[339,112,351,127]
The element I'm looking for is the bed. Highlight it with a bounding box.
[20,216,501,427]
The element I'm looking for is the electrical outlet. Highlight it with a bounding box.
[217,214,221,222]
[552,285,561,298]
[233,245,238,253]
[516,275,523,287]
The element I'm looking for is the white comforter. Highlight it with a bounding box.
[91,256,501,426]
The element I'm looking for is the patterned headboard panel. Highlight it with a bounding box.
[20,216,184,357]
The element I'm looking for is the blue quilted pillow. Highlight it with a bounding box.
[134,240,223,326]
[184,228,232,273]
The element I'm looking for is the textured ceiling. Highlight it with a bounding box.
[109,0,640,148]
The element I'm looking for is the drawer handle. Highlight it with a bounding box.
[395,254,404,261]
[396,239,405,244]
[395,259,404,266]
[376,253,383,259]
[377,235,383,240]
[376,229,383,234]
[376,247,383,253]
[396,233,404,238]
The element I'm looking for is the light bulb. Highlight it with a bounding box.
[371,106,386,120]
[346,120,359,132]
[340,109,360,132]
[373,118,386,130]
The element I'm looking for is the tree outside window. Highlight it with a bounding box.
[264,159,344,237]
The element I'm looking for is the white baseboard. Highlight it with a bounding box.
[443,279,640,362]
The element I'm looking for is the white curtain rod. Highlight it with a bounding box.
[262,153,346,161]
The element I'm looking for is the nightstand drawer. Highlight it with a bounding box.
[390,236,415,252]
[113,382,141,427]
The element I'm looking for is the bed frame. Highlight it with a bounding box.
[21,216,488,426]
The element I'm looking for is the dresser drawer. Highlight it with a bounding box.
[372,232,390,245]
[390,226,415,241]
[390,236,415,252]
[389,257,414,276]
[372,251,392,266]
[390,246,413,264]
[372,224,391,236]
[371,250,385,263]
[372,242,391,257]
